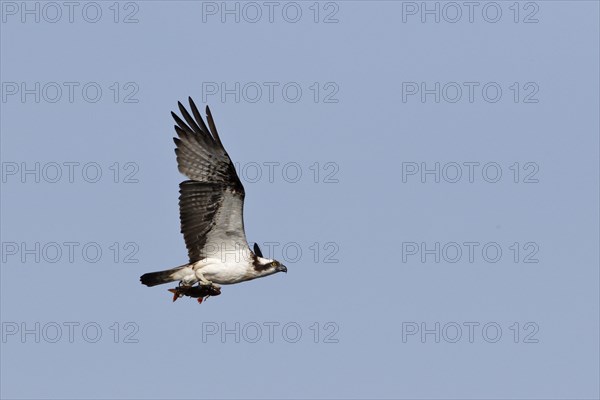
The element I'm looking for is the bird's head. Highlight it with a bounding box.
[252,243,287,276]
[256,258,288,275]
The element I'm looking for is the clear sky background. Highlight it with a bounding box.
[1,1,598,399]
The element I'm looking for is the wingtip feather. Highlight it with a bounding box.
[205,106,223,146]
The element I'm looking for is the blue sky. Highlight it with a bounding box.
[1,1,599,399]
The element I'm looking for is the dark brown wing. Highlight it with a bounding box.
[172,98,247,263]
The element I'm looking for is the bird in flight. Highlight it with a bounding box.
[140,98,287,303]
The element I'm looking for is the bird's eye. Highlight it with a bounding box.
[271,261,278,267]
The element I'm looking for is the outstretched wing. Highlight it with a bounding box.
[172,98,247,263]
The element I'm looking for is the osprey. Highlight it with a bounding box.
[140,98,287,303]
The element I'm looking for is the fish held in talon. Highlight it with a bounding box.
[167,284,221,303]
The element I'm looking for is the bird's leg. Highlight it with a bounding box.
[196,272,214,287]
[179,276,197,287]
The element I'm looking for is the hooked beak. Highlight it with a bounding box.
[277,264,287,273]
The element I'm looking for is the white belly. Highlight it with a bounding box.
[193,258,257,285]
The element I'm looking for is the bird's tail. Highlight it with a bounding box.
[140,265,188,287]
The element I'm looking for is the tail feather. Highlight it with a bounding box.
[140,265,188,287]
